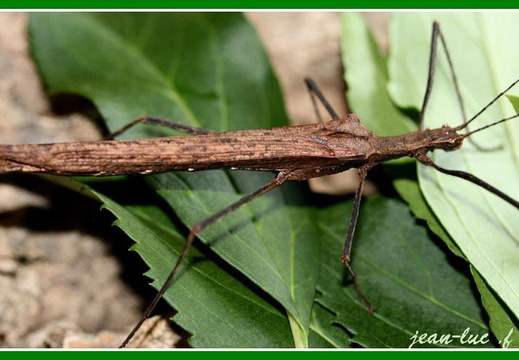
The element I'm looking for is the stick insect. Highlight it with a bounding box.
[2,19,519,347]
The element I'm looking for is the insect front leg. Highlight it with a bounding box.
[340,165,375,313]
[106,116,213,140]
[416,153,519,211]
[419,22,466,129]
[419,23,493,151]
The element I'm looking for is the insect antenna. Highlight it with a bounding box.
[463,112,519,138]
[455,76,519,132]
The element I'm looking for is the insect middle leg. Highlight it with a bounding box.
[304,77,375,310]
[304,77,340,121]
[340,165,375,313]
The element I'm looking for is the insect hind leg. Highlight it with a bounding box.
[106,116,213,140]
[120,171,291,348]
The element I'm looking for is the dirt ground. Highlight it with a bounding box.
[0,12,390,348]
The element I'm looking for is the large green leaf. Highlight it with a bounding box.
[388,13,519,325]
[95,189,295,347]
[316,196,490,348]
[29,13,320,347]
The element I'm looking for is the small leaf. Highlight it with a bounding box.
[317,197,491,348]
[507,94,519,114]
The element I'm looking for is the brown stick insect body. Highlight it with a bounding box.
[0,114,466,179]
[1,22,519,346]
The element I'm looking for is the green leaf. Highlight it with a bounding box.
[471,267,519,348]
[341,13,416,138]
[507,94,519,114]
[388,13,519,325]
[308,303,351,348]
[29,12,320,347]
[94,190,295,347]
[317,197,491,348]
[392,176,463,257]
